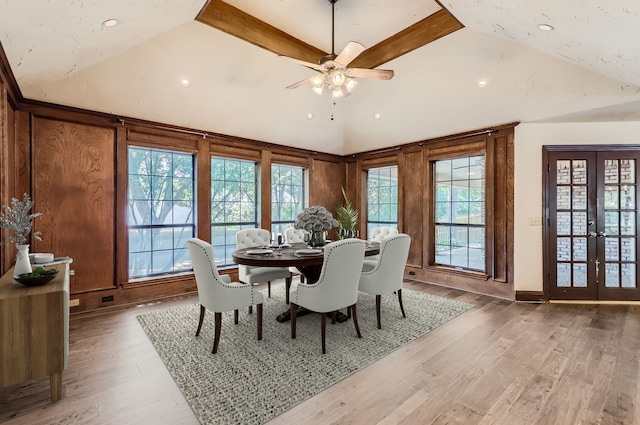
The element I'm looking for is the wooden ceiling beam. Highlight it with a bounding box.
[350,8,464,69]
[196,0,327,65]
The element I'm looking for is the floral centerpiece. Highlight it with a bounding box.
[0,193,42,277]
[294,205,338,247]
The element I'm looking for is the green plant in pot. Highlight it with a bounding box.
[336,187,359,239]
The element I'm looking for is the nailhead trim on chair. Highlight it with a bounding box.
[361,234,408,276]
[188,240,259,304]
[291,239,364,304]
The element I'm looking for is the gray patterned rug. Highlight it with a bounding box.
[137,286,473,425]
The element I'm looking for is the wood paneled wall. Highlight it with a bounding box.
[349,126,515,299]
[0,40,515,307]
[32,117,116,293]
[0,98,351,312]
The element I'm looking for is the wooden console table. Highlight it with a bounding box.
[0,263,69,402]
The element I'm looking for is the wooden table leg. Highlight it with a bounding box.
[50,372,62,402]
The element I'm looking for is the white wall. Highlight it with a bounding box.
[514,122,640,292]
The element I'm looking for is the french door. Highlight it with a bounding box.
[546,149,640,300]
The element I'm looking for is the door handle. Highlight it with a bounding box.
[597,231,607,237]
[588,231,597,237]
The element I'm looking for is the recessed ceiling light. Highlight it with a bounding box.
[538,23,554,31]
[374,113,381,120]
[180,79,191,88]
[478,80,488,88]
[307,113,314,120]
[102,19,118,28]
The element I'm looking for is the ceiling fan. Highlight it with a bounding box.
[282,0,394,99]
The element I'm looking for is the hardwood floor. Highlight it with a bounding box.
[1,280,640,425]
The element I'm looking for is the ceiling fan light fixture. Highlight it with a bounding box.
[345,78,357,91]
[311,74,324,88]
[311,74,325,95]
[283,0,393,98]
[330,70,345,86]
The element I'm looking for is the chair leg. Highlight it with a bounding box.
[376,295,382,329]
[351,304,362,339]
[268,281,271,298]
[291,303,297,339]
[285,277,291,304]
[249,306,253,314]
[234,309,239,324]
[257,303,263,340]
[196,305,206,336]
[398,289,406,318]
[212,312,222,354]
[331,311,337,324]
[321,313,327,354]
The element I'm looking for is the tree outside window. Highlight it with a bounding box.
[367,166,398,235]
[211,156,258,266]
[271,164,305,238]
[128,147,195,278]
[434,155,485,271]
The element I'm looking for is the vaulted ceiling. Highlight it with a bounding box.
[1,0,640,155]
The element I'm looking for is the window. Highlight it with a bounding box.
[271,164,305,237]
[128,147,195,278]
[367,166,398,235]
[434,155,485,271]
[211,156,258,266]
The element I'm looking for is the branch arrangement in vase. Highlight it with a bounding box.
[0,193,42,245]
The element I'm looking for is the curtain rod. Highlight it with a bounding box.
[446,128,497,141]
[117,118,210,139]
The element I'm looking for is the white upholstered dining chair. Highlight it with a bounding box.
[284,227,309,283]
[369,226,399,242]
[236,228,292,301]
[187,238,264,354]
[367,226,399,263]
[359,234,411,329]
[289,238,366,354]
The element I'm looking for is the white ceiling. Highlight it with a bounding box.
[2,0,640,155]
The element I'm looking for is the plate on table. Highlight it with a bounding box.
[246,249,273,255]
[296,248,323,256]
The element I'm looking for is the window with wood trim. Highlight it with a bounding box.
[271,163,305,238]
[127,147,195,278]
[433,154,486,272]
[211,156,258,267]
[366,166,398,235]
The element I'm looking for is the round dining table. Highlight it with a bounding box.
[232,241,379,322]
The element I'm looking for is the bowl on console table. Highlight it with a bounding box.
[14,268,59,286]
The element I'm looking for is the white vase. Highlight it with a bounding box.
[14,244,32,278]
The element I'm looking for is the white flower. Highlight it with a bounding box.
[0,193,42,246]
[294,205,338,233]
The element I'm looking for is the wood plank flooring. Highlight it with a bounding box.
[1,280,640,425]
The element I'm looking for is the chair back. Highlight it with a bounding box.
[314,239,366,310]
[187,238,229,311]
[236,228,271,249]
[285,227,308,243]
[370,226,399,242]
[365,234,411,293]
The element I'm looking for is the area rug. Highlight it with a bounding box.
[137,286,473,425]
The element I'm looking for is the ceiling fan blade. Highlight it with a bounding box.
[345,68,394,80]
[286,77,314,89]
[279,55,326,72]
[334,41,366,67]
